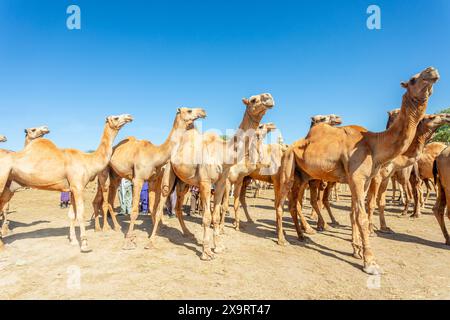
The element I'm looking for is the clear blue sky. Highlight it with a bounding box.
[1,0,449,151]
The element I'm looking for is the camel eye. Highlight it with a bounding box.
[410,78,417,85]
[114,117,119,121]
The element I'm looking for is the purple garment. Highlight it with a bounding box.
[139,182,149,212]
[60,191,70,202]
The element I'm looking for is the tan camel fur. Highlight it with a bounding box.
[150,93,274,260]
[432,146,450,245]
[0,115,133,251]
[407,142,448,218]
[92,108,206,247]
[277,67,439,275]
[367,113,450,234]
[1,126,51,235]
[221,122,278,231]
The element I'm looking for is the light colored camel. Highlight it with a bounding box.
[0,115,133,251]
[1,126,51,235]
[367,113,450,234]
[223,114,344,234]
[432,146,450,245]
[92,108,206,249]
[150,93,274,260]
[278,67,439,275]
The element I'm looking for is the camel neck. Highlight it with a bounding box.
[91,124,118,169]
[368,93,428,166]
[225,108,264,165]
[402,124,436,160]
[158,116,185,159]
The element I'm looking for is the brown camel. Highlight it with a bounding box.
[367,113,450,234]
[432,146,450,245]
[92,108,206,245]
[0,115,133,251]
[277,67,439,275]
[1,126,51,235]
[150,93,274,260]
[407,142,448,217]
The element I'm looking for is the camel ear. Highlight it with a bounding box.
[24,129,28,135]
[176,108,181,114]
[401,81,408,88]
[242,98,249,106]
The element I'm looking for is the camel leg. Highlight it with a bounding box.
[0,188,14,236]
[287,178,305,241]
[146,164,176,249]
[391,177,397,204]
[239,177,253,224]
[410,173,422,218]
[211,177,227,254]
[349,177,381,275]
[122,177,144,250]
[232,180,244,230]
[72,187,91,252]
[349,199,362,259]
[198,180,215,260]
[377,178,393,233]
[294,182,315,234]
[219,181,230,233]
[68,200,78,247]
[106,174,121,231]
[401,180,412,216]
[367,177,380,236]
[92,185,103,232]
[274,178,291,246]
[309,180,329,231]
[174,182,193,237]
[323,182,339,225]
[423,179,432,207]
[433,183,450,245]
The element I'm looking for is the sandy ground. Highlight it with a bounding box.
[0,183,449,300]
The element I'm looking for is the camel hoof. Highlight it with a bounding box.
[122,238,137,250]
[1,225,10,236]
[317,225,328,232]
[70,239,79,246]
[183,232,195,239]
[144,241,155,250]
[363,262,383,275]
[113,227,121,232]
[410,214,420,219]
[330,221,340,227]
[200,250,215,261]
[213,245,225,254]
[247,219,254,224]
[304,227,316,235]
[81,246,92,253]
[445,240,450,246]
[369,231,378,238]
[379,227,394,234]
[277,239,290,246]
[94,227,101,232]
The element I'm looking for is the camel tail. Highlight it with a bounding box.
[433,160,439,185]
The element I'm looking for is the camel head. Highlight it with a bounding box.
[242,93,275,122]
[401,67,440,102]
[310,114,343,127]
[106,114,133,130]
[421,113,450,131]
[176,107,207,129]
[386,108,401,129]
[24,126,50,140]
[0,135,6,143]
[255,122,277,141]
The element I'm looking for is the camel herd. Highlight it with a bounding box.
[1,66,449,275]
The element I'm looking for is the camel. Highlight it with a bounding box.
[0,114,133,251]
[432,146,450,245]
[222,114,344,233]
[407,142,448,217]
[367,113,450,234]
[0,126,51,235]
[150,93,274,260]
[91,108,206,245]
[277,67,439,275]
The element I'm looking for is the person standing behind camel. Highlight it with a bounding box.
[60,191,70,208]
[118,178,132,215]
[139,181,149,214]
